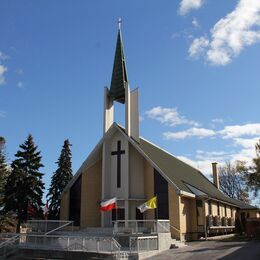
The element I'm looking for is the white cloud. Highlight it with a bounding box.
[189,0,260,65]
[145,106,199,127]
[196,150,230,161]
[161,123,260,140]
[179,0,204,16]
[188,36,209,58]
[175,136,260,177]
[233,137,260,149]
[230,137,259,162]
[164,127,215,140]
[177,155,214,177]
[0,65,7,85]
[210,118,225,128]
[192,17,200,28]
[212,118,224,124]
[219,123,260,138]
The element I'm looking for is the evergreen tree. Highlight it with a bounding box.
[0,137,9,208]
[0,137,16,233]
[4,134,44,232]
[47,139,73,219]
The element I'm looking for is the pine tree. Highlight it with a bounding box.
[0,137,9,208]
[47,139,73,219]
[4,134,45,232]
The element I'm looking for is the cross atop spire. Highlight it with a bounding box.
[118,17,122,30]
[109,18,128,104]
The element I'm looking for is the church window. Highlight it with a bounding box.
[154,169,169,219]
[69,175,82,226]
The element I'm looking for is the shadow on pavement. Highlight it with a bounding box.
[219,241,260,260]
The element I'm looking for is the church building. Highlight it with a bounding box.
[60,22,259,241]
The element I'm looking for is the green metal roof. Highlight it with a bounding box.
[136,137,254,207]
[109,26,128,104]
[227,198,259,210]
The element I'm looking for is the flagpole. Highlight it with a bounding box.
[116,200,118,223]
[156,194,158,221]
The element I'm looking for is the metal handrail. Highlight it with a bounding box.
[169,224,181,234]
[0,234,20,258]
[113,220,170,234]
[129,235,158,253]
[28,220,72,222]
[0,234,19,249]
[45,221,74,235]
[19,233,122,254]
[26,220,74,235]
[112,237,121,249]
[157,221,170,232]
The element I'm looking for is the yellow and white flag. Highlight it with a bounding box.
[137,196,157,213]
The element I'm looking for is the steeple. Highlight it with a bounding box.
[103,19,139,142]
[109,18,128,104]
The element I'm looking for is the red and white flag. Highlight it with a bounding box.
[43,202,49,219]
[27,204,37,216]
[100,197,117,212]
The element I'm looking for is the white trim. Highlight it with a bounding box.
[178,190,196,198]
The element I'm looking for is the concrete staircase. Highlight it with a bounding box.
[2,225,185,260]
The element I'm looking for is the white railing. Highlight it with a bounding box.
[0,234,20,258]
[157,220,170,233]
[19,234,121,254]
[113,220,170,234]
[26,220,74,235]
[129,236,158,253]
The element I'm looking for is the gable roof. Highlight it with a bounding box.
[136,137,244,207]
[63,123,258,210]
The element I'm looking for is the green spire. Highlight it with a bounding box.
[109,18,128,104]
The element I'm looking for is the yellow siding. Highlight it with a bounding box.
[205,201,209,216]
[232,208,237,218]
[179,197,197,241]
[226,206,231,218]
[240,210,259,218]
[168,185,181,239]
[220,204,225,217]
[60,190,70,220]
[211,201,218,216]
[80,160,102,228]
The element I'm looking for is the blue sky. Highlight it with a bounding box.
[0,0,260,203]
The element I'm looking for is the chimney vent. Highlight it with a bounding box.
[212,162,219,189]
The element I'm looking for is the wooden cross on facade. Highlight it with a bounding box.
[111,140,125,188]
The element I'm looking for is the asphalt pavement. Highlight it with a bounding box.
[148,240,260,260]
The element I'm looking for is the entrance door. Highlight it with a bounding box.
[112,208,125,221]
